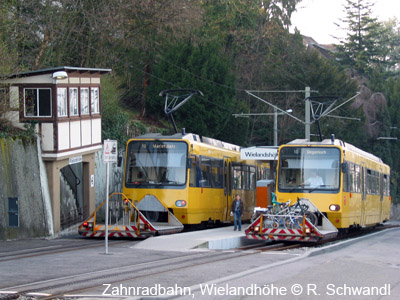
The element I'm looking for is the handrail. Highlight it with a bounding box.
[109,192,143,234]
[61,165,81,199]
[85,192,143,235]
[82,193,179,236]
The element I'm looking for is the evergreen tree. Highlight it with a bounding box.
[335,0,381,74]
[145,40,248,145]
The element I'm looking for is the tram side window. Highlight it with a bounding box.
[257,166,263,180]
[249,166,256,190]
[210,159,223,188]
[233,165,242,189]
[242,166,249,189]
[200,157,212,187]
[342,163,349,192]
[383,174,390,196]
[233,164,256,190]
[198,156,223,188]
[349,163,361,193]
[366,169,380,195]
[257,165,268,180]
[189,156,197,187]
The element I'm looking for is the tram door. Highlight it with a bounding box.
[223,158,233,221]
[360,166,366,226]
[379,172,384,222]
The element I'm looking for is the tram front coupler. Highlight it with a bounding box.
[135,194,184,235]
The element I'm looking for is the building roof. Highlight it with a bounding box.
[301,35,336,60]
[5,66,112,79]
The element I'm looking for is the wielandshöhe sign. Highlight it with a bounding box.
[240,147,278,160]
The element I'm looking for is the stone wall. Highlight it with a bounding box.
[0,138,51,240]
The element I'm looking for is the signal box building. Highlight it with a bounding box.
[1,67,111,235]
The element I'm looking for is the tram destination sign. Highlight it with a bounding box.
[240,147,278,160]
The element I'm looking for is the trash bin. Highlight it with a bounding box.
[256,179,274,208]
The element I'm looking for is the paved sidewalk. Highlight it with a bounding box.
[131,225,256,251]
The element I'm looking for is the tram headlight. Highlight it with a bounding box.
[175,200,187,207]
[329,204,340,211]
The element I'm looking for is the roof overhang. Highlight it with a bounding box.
[4,66,112,79]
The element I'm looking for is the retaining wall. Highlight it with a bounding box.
[0,138,51,240]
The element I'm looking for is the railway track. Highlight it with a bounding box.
[0,239,133,263]
[237,241,304,252]
[3,250,262,300]
[1,237,306,299]
[237,222,400,253]
[1,223,398,300]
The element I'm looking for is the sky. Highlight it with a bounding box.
[290,0,400,44]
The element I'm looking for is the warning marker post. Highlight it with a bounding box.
[103,139,118,254]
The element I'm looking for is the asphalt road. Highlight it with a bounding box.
[0,225,399,300]
[174,227,400,300]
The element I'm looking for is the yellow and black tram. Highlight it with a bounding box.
[123,132,269,227]
[275,138,391,229]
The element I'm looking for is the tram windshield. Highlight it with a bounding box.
[278,147,341,192]
[125,141,188,187]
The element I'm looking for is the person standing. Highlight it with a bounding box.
[231,194,244,231]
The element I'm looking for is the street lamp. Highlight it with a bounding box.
[52,71,68,80]
[274,108,292,146]
[232,108,293,146]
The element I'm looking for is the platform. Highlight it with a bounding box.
[131,225,261,252]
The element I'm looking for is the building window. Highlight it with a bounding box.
[80,87,89,115]
[24,88,51,117]
[91,87,99,114]
[0,88,6,109]
[57,88,67,117]
[69,88,79,116]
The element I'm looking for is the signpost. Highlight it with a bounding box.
[103,139,118,254]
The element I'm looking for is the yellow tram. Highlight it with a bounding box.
[275,138,391,229]
[123,132,269,227]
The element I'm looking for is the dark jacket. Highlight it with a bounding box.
[231,199,244,215]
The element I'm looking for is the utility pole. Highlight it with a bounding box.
[274,107,278,146]
[305,87,310,141]
[244,89,359,143]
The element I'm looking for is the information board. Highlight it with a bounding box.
[103,140,118,162]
